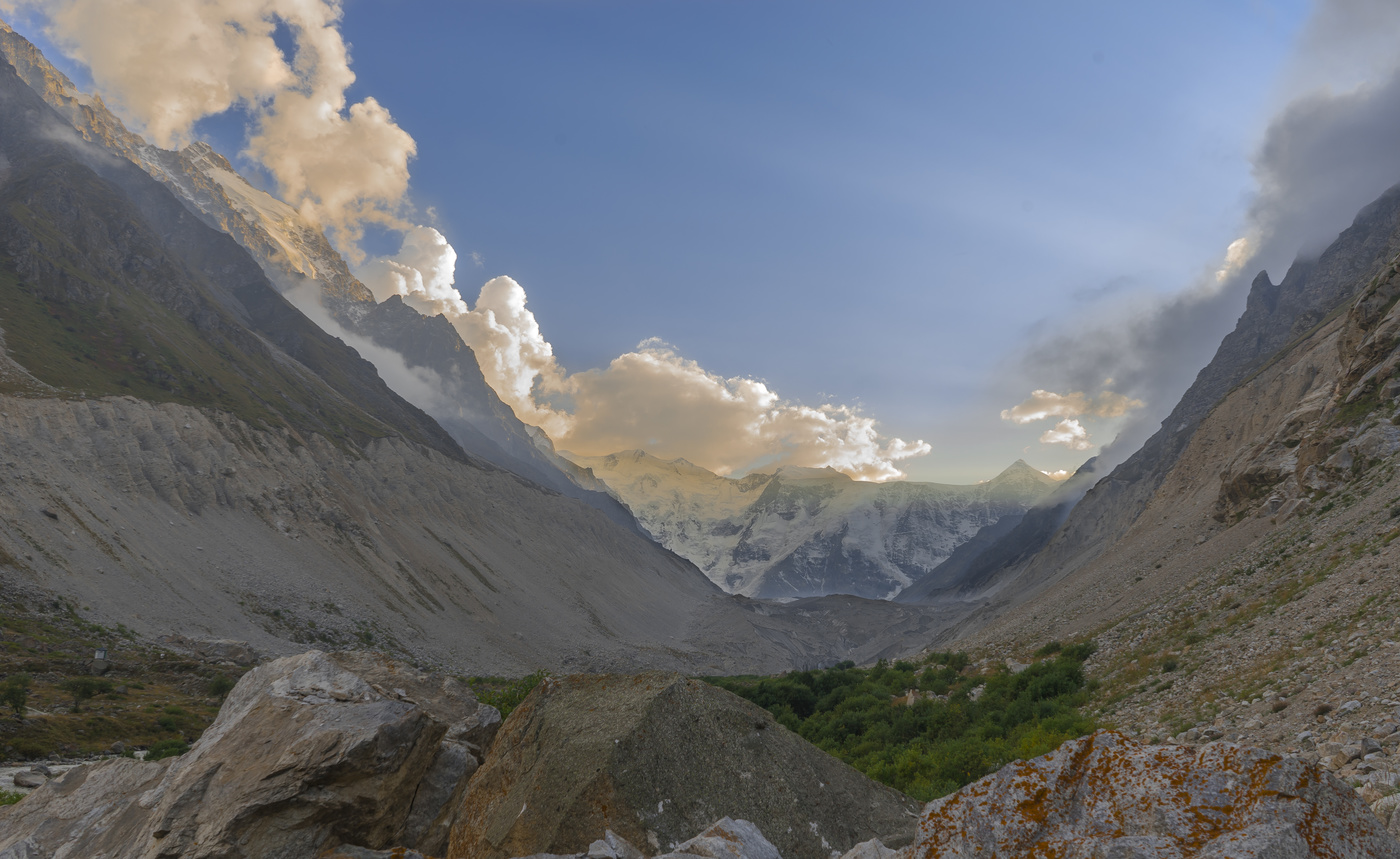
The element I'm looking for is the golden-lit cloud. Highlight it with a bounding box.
[407,277,932,481]
[999,389,1143,425]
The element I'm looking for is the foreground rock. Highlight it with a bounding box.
[447,672,919,859]
[0,651,499,858]
[908,730,1400,858]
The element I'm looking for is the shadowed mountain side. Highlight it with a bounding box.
[895,513,1025,603]
[956,181,1400,610]
[0,59,463,463]
[0,22,641,533]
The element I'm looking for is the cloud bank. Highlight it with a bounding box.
[369,272,931,481]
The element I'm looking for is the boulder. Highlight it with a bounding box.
[448,673,919,859]
[0,650,496,859]
[10,771,46,789]
[908,730,1400,858]
[653,818,780,859]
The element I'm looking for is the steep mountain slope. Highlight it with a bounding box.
[0,54,944,674]
[950,180,1400,603]
[565,450,1056,599]
[947,241,1400,790]
[0,21,640,531]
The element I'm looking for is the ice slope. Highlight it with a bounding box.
[564,450,1057,599]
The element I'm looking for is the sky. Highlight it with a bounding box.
[11,1,1400,483]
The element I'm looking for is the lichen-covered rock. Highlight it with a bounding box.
[448,673,919,859]
[909,730,1400,858]
[0,651,493,859]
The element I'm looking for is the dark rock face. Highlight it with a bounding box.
[447,673,920,859]
[908,730,1400,858]
[0,651,498,859]
[0,54,466,464]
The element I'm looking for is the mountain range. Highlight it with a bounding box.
[563,450,1057,599]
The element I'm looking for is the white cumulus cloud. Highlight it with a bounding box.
[1000,389,1143,425]
[1039,419,1093,451]
[433,281,930,481]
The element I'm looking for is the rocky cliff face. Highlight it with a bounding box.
[566,451,1056,600]
[0,20,640,532]
[962,180,1400,607]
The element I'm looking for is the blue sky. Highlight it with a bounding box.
[327,0,1311,480]
[15,0,1349,482]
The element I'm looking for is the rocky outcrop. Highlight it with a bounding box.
[447,672,920,859]
[908,730,1400,858]
[0,651,499,858]
[567,451,1056,599]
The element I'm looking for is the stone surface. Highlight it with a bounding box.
[653,818,781,859]
[908,730,1400,858]
[0,651,493,859]
[839,839,902,859]
[448,673,919,859]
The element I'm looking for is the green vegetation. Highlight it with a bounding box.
[0,596,244,760]
[710,644,1097,801]
[59,677,112,712]
[207,675,236,700]
[146,738,190,761]
[466,670,547,718]
[0,788,23,806]
[1,673,30,717]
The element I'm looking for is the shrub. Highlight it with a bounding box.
[59,677,112,712]
[466,670,547,718]
[207,675,236,700]
[0,789,23,806]
[709,643,1097,802]
[146,738,189,761]
[1,674,31,717]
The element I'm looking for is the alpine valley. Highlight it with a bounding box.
[8,11,1400,859]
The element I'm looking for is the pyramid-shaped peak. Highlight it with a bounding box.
[989,459,1056,485]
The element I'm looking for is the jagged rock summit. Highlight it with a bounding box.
[565,451,1057,599]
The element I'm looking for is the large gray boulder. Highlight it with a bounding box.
[447,672,919,859]
[908,730,1400,858]
[0,651,498,859]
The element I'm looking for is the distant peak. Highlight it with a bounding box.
[989,459,1056,485]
